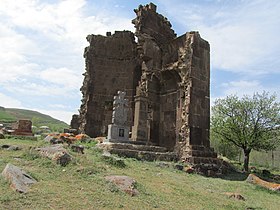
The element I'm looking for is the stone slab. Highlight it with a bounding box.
[1,163,37,193]
[105,175,138,196]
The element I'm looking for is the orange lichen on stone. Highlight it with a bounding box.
[246,174,280,191]
[59,133,72,138]
[75,134,89,140]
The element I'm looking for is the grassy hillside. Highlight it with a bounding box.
[0,107,68,132]
[0,138,279,210]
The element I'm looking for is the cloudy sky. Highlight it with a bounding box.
[0,0,279,123]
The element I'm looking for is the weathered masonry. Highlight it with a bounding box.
[74,3,217,162]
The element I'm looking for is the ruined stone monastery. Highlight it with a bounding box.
[72,3,218,164]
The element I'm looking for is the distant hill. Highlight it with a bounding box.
[0,107,69,132]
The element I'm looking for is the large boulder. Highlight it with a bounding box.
[1,163,37,193]
[71,145,85,154]
[224,192,246,201]
[75,134,91,142]
[105,175,138,196]
[36,144,72,166]
[246,173,280,191]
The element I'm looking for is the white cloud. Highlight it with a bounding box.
[0,0,132,105]
[35,109,74,124]
[0,92,22,108]
[0,0,137,123]
[0,24,39,83]
[40,67,82,90]
[218,80,279,99]
[221,80,261,96]
[49,104,72,109]
[0,0,86,37]
[7,82,76,97]
[161,0,280,74]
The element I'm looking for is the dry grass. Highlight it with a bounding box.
[0,138,279,210]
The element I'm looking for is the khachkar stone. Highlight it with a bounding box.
[107,91,130,142]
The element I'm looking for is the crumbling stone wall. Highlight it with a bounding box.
[79,31,141,137]
[70,114,80,131]
[77,3,216,161]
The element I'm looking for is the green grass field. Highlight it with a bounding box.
[0,109,17,122]
[0,138,279,210]
[0,107,68,132]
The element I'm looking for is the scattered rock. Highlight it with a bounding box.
[60,136,76,146]
[13,157,23,161]
[0,133,5,139]
[156,162,170,168]
[45,133,82,146]
[7,145,21,151]
[44,134,56,142]
[1,145,21,151]
[187,163,226,177]
[224,192,246,201]
[64,128,79,135]
[102,150,111,157]
[174,164,184,171]
[51,138,64,144]
[207,169,217,177]
[102,151,126,168]
[262,169,271,177]
[55,153,72,166]
[44,134,64,144]
[273,175,280,181]
[184,166,194,174]
[36,144,72,166]
[75,134,91,142]
[95,137,105,143]
[1,145,10,149]
[246,173,280,191]
[1,163,37,193]
[249,166,257,173]
[71,145,85,154]
[105,175,138,196]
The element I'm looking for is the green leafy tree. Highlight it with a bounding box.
[211,92,280,171]
[210,128,240,160]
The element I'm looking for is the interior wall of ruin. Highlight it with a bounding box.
[79,31,141,137]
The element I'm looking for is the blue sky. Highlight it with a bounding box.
[0,0,279,123]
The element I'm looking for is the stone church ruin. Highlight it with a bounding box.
[73,3,218,164]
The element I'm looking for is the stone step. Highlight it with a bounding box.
[186,145,215,152]
[108,148,177,161]
[186,150,217,158]
[100,142,168,153]
[13,132,34,136]
[186,156,221,165]
[105,139,151,145]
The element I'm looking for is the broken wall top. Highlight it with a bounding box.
[84,31,136,59]
[132,3,176,48]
